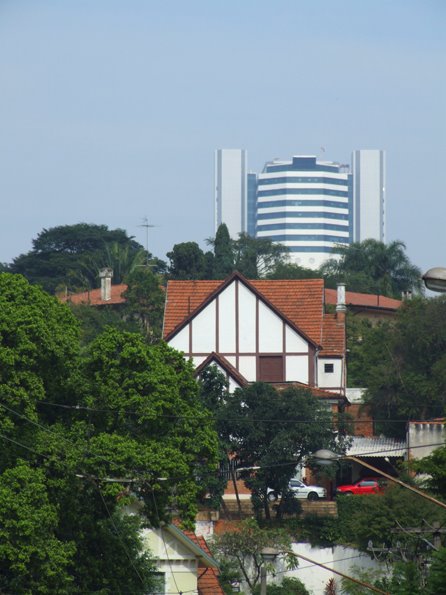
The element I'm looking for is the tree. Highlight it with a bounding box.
[211,519,297,593]
[10,223,146,293]
[220,383,343,519]
[360,296,446,438]
[0,273,219,592]
[412,446,446,499]
[212,224,234,279]
[320,239,422,298]
[79,328,219,526]
[253,577,310,594]
[167,241,212,279]
[266,262,321,280]
[0,461,75,594]
[123,268,165,341]
[233,233,289,279]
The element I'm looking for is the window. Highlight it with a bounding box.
[324,363,334,373]
[259,356,284,382]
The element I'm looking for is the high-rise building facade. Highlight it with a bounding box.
[215,149,247,238]
[352,149,385,243]
[256,156,352,269]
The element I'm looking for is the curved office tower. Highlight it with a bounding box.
[256,155,352,269]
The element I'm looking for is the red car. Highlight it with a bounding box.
[336,477,385,496]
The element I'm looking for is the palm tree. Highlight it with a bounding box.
[320,239,422,298]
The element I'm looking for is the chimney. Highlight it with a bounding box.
[336,282,347,323]
[99,268,113,301]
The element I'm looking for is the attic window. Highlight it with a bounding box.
[324,363,334,373]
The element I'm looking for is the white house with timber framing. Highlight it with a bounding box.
[163,272,346,399]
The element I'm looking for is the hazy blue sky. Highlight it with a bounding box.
[1,1,444,271]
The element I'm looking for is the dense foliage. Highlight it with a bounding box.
[347,296,446,438]
[9,223,149,293]
[0,273,219,593]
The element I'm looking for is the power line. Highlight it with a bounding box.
[35,400,445,425]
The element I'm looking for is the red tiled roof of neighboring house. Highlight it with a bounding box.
[60,284,128,306]
[164,273,345,356]
[274,382,347,402]
[325,288,402,311]
[182,531,225,595]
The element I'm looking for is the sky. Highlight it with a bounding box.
[0,0,445,273]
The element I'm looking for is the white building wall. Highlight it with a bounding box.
[191,301,216,353]
[258,301,283,352]
[169,325,189,353]
[218,282,237,352]
[286,355,309,383]
[317,358,343,388]
[215,149,247,238]
[352,149,385,242]
[408,422,446,460]
[285,326,308,352]
[238,282,257,352]
[238,356,257,381]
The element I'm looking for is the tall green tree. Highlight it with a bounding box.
[212,223,234,279]
[123,268,165,341]
[320,239,422,298]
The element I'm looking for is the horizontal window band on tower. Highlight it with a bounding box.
[257,234,350,243]
[287,246,348,253]
[256,211,349,221]
[259,176,348,186]
[257,222,349,232]
[265,163,341,174]
[257,200,348,209]
[257,188,349,198]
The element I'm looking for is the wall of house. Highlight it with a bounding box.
[142,528,198,595]
[408,422,446,460]
[317,358,343,389]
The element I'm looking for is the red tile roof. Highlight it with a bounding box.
[182,531,225,595]
[60,284,128,306]
[164,273,345,356]
[325,288,402,310]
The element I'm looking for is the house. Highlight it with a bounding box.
[163,272,347,397]
[325,288,402,325]
[141,524,224,595]
[60,268,127,306]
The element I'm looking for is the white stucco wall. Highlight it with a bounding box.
[286,355,309,383]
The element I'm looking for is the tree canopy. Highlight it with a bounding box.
[320,239,422,298]
[217,382,343,518]
[0,272,219,592]
[349,296,446,438]
[9,223,149,293]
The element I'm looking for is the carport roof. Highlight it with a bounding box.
[347,436,407,458]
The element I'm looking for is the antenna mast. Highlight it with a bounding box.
[138,217,156,266]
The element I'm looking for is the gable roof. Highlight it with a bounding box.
[163,272,344,356]
[194,353,249,388]
[181,530,225,595]
[60,284,128,306]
